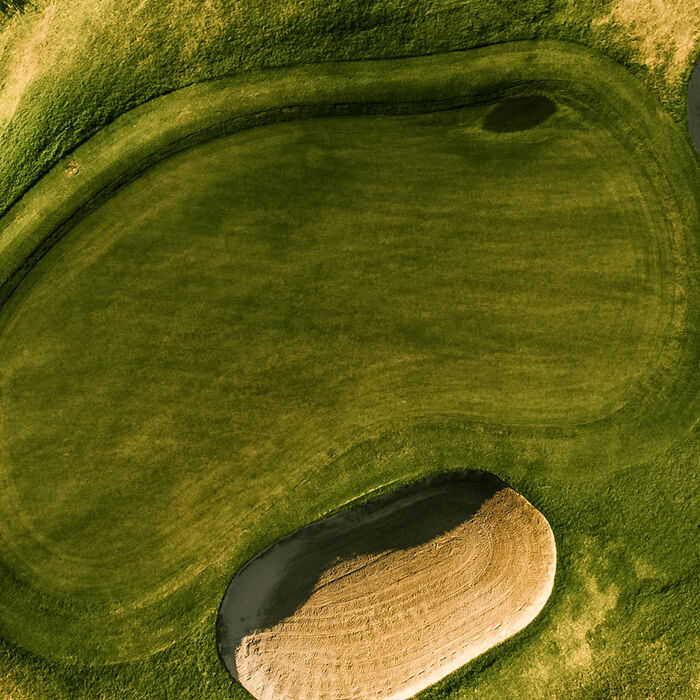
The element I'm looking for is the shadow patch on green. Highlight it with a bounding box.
[483,95,557,132]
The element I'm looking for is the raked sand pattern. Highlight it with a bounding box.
[217,473,556,700]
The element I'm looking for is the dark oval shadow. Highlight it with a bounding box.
[483,94,557,132]
[688,55,700,157]
[216,471,507,675]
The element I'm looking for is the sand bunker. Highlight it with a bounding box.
[217,472,556,700]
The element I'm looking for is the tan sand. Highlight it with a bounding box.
[217,472,556,700]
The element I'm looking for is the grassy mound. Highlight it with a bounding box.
[0,1,698,228]
[0,41,697,699]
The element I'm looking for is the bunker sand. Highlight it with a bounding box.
[217,473,556,700]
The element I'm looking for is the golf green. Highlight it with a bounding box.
[0,40,697,699]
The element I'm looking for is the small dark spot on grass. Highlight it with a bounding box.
[483,95,557,133]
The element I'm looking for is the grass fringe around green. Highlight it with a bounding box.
[0,40,697,698]
[0,1,698,225]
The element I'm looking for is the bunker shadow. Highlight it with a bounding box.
[216,470,508,677]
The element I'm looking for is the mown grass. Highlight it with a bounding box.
[0,40,697,699]
[0,0,698,227]
[0,97,674,659]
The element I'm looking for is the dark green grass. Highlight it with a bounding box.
[0,102,674,657]
[0,43,697,699]
[0,1,30,18]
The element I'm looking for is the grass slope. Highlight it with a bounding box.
[0,97,671,658]
[0,0,699,227]
[0,41,697,699]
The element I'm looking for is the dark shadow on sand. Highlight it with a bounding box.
[216,471,507,676]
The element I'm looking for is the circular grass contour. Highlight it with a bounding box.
[216,471,556,700]
[0,41,697,666]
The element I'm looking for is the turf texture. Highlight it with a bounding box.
[0,40,697,700]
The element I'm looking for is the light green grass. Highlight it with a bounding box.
[0,41,698,700]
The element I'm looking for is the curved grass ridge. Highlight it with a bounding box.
[1,39,697,305]
[0,39,696,699]
[0,40,697,441]
[0,0,698,234]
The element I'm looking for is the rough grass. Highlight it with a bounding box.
[0,0,31,20]
[0,0,699,226]
[0,41,697,699]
